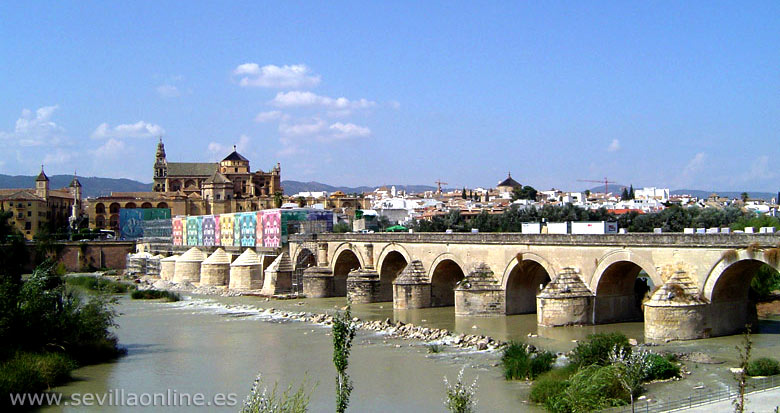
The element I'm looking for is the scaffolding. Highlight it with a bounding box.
[141,218,172,244]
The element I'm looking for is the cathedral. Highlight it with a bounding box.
[87,139,283,231]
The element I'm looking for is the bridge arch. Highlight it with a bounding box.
[376,244,411,302]
[331,245,363,297]
[591,250,659,324]
[429,253,466,307]
[702,251,779,336]
[502,253,555,315]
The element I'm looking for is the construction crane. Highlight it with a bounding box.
[577,177,618,194]
[434,179,448,194]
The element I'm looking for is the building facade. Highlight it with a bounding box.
[87,140,283,232]
[0,167,82,239]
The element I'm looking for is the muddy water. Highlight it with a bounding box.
[47,294,780,411]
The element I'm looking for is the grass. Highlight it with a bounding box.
[130,289,181,302]
[66,275,134,294]
[0,352,77,396]
[426,344,442,354]
[570,332,631,367]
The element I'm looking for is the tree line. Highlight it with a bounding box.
[408,204,780,233]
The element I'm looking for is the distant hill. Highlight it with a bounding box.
[671,189,777,201]
[0,174,151,198]
[282,180,437,196]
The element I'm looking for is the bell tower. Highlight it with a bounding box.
[153,137,168,192]
[35,165,49,200]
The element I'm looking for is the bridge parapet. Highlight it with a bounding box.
[290,232,780,248]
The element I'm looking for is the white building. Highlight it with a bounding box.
[634,187,670,202]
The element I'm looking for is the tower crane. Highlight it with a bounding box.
[434,179,448,194]
[577,177,618,194]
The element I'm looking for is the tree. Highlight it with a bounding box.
[621,188,629,201]
[273,191,284,208]
[741,192,749,203]
[628,185,635,200]
[734,325,752,413]
[296,196,306,207]
[461,187,467,199]
[333,305,356,413]
[610,346,651,412]
[584,189,591,198]
[511,186,538,201]
[377,216,391,231]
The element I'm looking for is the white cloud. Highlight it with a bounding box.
[254,110,287,123]
[278,119,327,137]
[91,121,165,139]
[0,105,65,146]
[91,138,126,159]
[607,139,620,152]
[388,100,401,109]
[42,148,76,165]
[328,122,371,139]
[156,84,180,98]
[233,64,321,89]
[207,135,251,159]
[682,152,706,176]
[741,155,776,182]
[270,91,376,111]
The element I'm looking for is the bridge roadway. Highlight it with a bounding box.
[289,232,780,341]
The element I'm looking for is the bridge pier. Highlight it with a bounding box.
[455,263,505,316]
[644,271,710,340]
[393,260,431,309]
[303,266,334,297]
[346,269,381,303]
[536,268,595,326]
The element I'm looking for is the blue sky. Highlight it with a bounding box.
[1,1,778,192]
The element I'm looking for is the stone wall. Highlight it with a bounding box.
[30,241,136,272]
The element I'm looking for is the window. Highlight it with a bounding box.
[27,211,31,217]
[27,203,31,207]
[25,222,31,230]
[216,194,221,200]
[234,168,238,172]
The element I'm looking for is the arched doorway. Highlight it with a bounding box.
[594,261,654,324]
[333,250,361,297]
[141,202,153,208]
[95,203,105,214]
[157,202,169,209]
[125,202,136,209]
[379,251,408,302]
[430,259,465,307]
[505,260,551,314]
[109,203,120,214]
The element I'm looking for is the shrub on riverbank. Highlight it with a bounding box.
[644,353,681,381]
[501,342,556,380]
[66,275,134,294]
[0,261,125,403]
[747,357,780,376]
[131,289,180,302]
[571,332,631,367]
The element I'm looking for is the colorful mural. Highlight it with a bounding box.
[202,215,216,246]
[170,208,330,248]
[172,217,184,246]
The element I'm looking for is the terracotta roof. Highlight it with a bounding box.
[167,162,218,176]
[0,190,43,201]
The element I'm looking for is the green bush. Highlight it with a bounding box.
[530,351,557,380]
[502,342,531,380]
[501,342,556,380]
[0,352,77,396]
[529,373,569,404]
[644,353,680,381]
[130,289,180,302]
[571,333,631,367]
[546,365,629,412]
[747,357,780,377]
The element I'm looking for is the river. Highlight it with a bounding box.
[46,293,780,412]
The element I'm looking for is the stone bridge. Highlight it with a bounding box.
[289,232,780,341]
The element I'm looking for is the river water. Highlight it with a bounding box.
[46,293,780,412]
